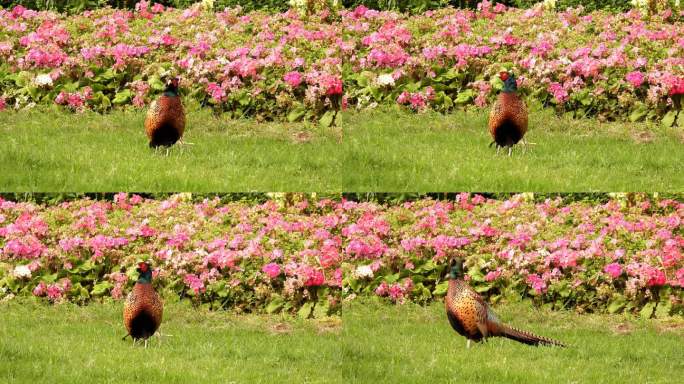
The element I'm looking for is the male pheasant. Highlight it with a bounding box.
[488,71,528,156]
[145,77,186,152]
[445,259,565,348]
[122,261,163,348]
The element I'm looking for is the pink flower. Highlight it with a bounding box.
[485,270,501,282]
[548,82,569,103]
[604,263,622,279]
[322,75,343,96]
[675,268,684,287]
[46,284,63,300]
[33,282,46,297]
[0,97,6,110]
[646,269,666,287]
[375,281,388,296]
[183,274,206,294]
[625,71,645,88]
[206,82,226,102]
[527,274,547,294]
[283,71,303,88]
[262,263,281,279]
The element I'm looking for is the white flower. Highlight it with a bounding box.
[355,265,374,279]
[34,74,53,87]
[377,73,395,87]
[543,0,556,10]
[13,265,31,279]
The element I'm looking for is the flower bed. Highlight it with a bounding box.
[0,194,343,317]
[1,2,683,126]
[0,193,683,317]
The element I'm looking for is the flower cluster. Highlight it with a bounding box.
[1,3,683,126]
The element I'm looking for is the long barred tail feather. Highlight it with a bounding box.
[499,324,566,347]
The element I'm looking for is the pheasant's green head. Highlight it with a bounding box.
[499,71,518,93]
[449,259,464,280]
[163,77,180,97]
[136,261,153,284]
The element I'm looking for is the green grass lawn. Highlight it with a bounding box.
[0,299,343,384]
[341,300,684,383]
[1,107,682,191]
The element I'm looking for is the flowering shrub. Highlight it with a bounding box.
[1,2,683,126]
[0,3,343,125]
[0,194,342,317]
[340,193,684,318]
[1,193,682,318]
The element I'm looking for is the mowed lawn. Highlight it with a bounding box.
[0,299,343,384]
[1,107,683,191]
[340,300,684,383]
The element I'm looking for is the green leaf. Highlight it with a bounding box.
[655,300,672,318]
[661,110,678,127]
[313,299,330,318]
[640,302,655,319]
[266,296,285,314]
[148,76,165,92]
[455,89,475,104]
[607,299,625,314]
[297,301,313,319]
[474,285,490,293]
[112,89,132,105]
[629,105,648,122]
[91,281,113,296]
[287,108,306,122]
[433,281,448,296]
[319,110,335,128]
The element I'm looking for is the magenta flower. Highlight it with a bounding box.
[625,71,645,88]
[32,282,46,297]
[604,263,623,279]
[485,270,502,282]
[283,71,303,88]
[262,263,281,279]
[183,274,205,294]
[527,274,547,294]
[46,284,63,301]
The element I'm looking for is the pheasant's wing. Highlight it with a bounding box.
[510,95,528,136]
[144,100,159,141]
[488,97,505,139]
[123,290,138,333]
[472,293,492,338]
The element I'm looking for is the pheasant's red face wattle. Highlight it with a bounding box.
[138,262,148,272]
[499,72,509,81]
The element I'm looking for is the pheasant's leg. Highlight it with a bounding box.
[165,147,170,157]
[507,146,512,156]
[467,339,471,349]
[144,339,149,349]
[495,146,500,155]
[179,138,194,146]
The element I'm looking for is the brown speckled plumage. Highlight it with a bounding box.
[145,84,185,148]
[488,72,528,151]
[446,265,565,347]
[123,276,163,341]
